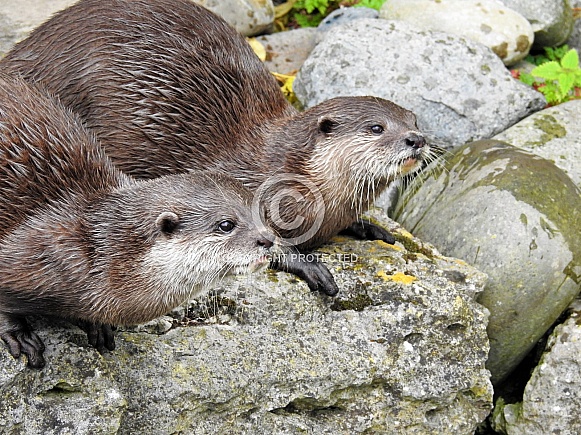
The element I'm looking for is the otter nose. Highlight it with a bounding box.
[404,133,426,149]
[257,237,274,249]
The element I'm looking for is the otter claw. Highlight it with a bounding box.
[1,330,46,368]
[78,321,116,352]
[342,219,396,245]
[271,255,339,296]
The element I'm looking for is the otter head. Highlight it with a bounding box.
[305,96,430,187]
[142,172,276,288]
[90,171,276,324]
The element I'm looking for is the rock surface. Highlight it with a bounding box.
[497,0,574,48]
[394,140,581,385]
[0,0,76,55]
[494,99,581,188]
[0,0,274,55]
[294,19,545,149]
[492,300,581,434]
[318,6,379,33]
[194,0,275,36]
[567,0,581,53]
[257,28,318,74]
[0,215,493,434]
[380,0,534,66]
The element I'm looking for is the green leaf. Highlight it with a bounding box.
[293,11,323,27]
[573,70,581,87]
[519,72,536,86]
[355,0,387,9]
[560,49,579,70]
[532,61,562,81]
[558,72,575,95]
[538,85,560,105]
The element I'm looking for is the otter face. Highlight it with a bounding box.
[95,171,278,323]
[309,96,433,186]
[140,173,277,296]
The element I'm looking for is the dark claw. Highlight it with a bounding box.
[271,253,339,296]
[78,321,116,352]
[341,219,396,245]
[1,328,46,369]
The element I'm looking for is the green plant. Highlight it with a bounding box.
[518,46,581,105]
[290,0,387,28]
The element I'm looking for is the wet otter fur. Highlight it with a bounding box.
[1,0,434,295]
[0,73,275,368]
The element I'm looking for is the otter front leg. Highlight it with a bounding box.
[271,254,339,296]
[77,321,116,353]
[341,219,396,245]
[0,313,46,368]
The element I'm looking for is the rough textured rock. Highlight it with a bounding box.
[567,0,581,53]
[0,215,493,434]
[491,300,581,434]
[380,0,534,66]
[294,19,545,149]
[257,28,318,74]
[0,0,77,55]
[318,6,379,33]
[394,140,581,385]
[193,0,274,36]
[494,99,581,188]
[497,0,574,48]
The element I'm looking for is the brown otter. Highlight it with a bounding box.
[1,0,434,295]
[0,73,276,368]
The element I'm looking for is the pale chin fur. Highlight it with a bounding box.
[141,236,276,304]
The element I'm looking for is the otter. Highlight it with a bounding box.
[0,73,276,368]
[1,0,434,295]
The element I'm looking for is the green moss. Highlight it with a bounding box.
[330,294,373,312]
[449,140,581,282]
[392,232,434,258]
[531,115,567,146]
[266,269,280,283]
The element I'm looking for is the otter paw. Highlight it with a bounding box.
[78,321,116,352]
[301,261,340,296]
[1,330,46,368]
[342,220,396,244]
[272,255,339,296]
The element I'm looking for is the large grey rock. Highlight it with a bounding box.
[492,300,581,434]
[0,0,77,56]
[0,215,493,434]
[380,0,534,66]
[497,0,574,48]
[494,99,581,188]
[294,19,545,149]
[394,140,581,385]
[194,0,275,36]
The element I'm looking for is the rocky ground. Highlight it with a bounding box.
[1,0,580,434]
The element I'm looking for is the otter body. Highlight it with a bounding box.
[0,73,274,368]
[2,0,433,294]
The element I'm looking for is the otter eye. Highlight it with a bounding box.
[370,125,384,135]
[217,220,236,233]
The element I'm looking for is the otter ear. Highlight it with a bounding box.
[156,211,180,234]
[318,116,338,135]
